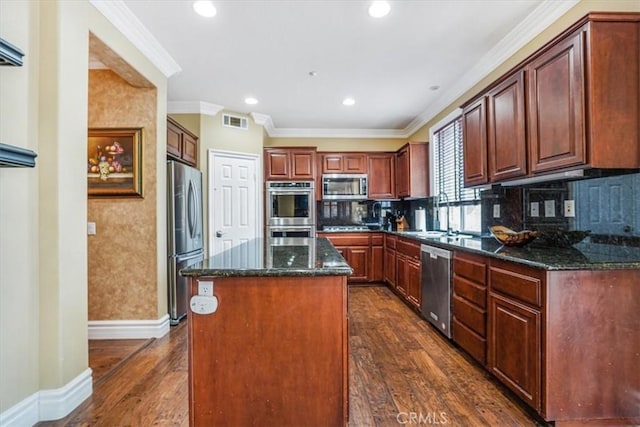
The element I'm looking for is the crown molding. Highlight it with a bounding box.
[267,126,407,139]
[250,113,274,133]
[89,0,181,78]
[402,0,579,137]
[168,101,224,116]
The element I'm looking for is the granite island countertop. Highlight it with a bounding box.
[319,228,640,270]
[180,237,353,277]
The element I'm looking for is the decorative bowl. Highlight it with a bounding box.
[537,229,590,247]
[490,226,540,247]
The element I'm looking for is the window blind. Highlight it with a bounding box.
[433,117,479,203]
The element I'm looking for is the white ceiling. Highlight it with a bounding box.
[113,0,575,137]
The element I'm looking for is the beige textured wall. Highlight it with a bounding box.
[409,0,640,141]
[88,70,158,320]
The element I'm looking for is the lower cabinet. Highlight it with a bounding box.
[384,235,421,310]
[405,257,421,308]
[319,232,384,283]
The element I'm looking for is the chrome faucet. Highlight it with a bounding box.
[371,201,382,222]
[436,191,453,236]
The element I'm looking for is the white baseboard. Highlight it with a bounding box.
[88,314,170,339]
[0,369,93,426]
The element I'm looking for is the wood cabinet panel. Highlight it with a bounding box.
[383,248,396,287]
[528,28,586,173]
[167,117,199,167]
[490,261,543,307]
[395,142,429,199]
[453,276,486,309]
[405,258,421,308]
[396,238,420,260]
[322,154,343,173]
[371,245,384,282]
[453,295,485,336]
[347,247,369,282]
[264,148,316,180]
[453,253,486,285]
[453,319,486,365]
[462,98,488,186]
[320,153,367,174]
[384,233,397,250]
[368,153,396,199]
[487,71,527,181]
[488,291,541,412]
[395,254,407,296]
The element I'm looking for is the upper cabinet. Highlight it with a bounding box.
[368,153,396,199]
[167,117,199,167]
[396,142,429,199]
[320,153,368,174]
[461,13,640,187]
[264,147,316,181]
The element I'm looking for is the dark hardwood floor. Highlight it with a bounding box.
[40,285,544,426]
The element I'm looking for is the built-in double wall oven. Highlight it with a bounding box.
[266,181,315,238]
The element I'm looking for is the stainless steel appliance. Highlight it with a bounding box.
[420,244,452,338]
[266,181,315,237]
[167,160,204,325]
[322,174,367,200]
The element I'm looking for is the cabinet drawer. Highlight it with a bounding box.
[453,253,486,285]
[396,239,420,259]
[453,276,486,309]
[453,295,486,336]
[371,234,383,246]
[489,261,543,307]
[385,234,397,249]
[325,234,370,247]
[453,319,486,365]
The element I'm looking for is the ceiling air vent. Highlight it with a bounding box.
[222,114,248,130]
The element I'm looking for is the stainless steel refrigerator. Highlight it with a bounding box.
[167,160,203,325]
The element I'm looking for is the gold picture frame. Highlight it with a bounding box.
[87,128,143,197]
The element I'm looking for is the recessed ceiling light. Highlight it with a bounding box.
[308,71,318,77]
[193,1,216,18]
[429,85,440,91]
[342,97,356,106]
[244,97,258,105]
[369,1,390,18]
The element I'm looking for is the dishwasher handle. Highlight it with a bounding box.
[420,244,452,260]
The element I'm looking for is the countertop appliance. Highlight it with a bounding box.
[322,174,367,200]
[420,244,452,338]
[266,181,315,237]
[167,160,204,325]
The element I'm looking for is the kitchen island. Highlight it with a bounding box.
[181,237,352,427]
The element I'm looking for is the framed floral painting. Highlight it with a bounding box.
[87,128,143,197]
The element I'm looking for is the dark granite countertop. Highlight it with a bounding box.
[322,229,640,271]
[180,237,353,277]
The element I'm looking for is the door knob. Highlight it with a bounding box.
[216,230,224,238]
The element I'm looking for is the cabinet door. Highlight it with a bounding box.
[167,120,182,158]
[347,247,369,282]
[368,154,395,199]
[488,292,541,412]
[384,248,396,287]
[322,154,343,173]
[395,147,409,198]
[182,132,198,166]
[370,245,384,282]
[406,258,421,308]
[395,254,407,295]
[343,154,367,173]
[488,71,526,181]
[528,29,586,174]
[462,97,489,186]
[290,150,316,179]
[265,150,290,180]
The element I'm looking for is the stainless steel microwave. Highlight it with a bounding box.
[322,174,368,200]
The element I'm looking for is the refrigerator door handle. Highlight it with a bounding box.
[176,250,204,263]
[187,180,197,239]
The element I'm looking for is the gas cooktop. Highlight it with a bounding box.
[322,225,370,232]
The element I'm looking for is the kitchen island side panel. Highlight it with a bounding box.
[188,275,348,427]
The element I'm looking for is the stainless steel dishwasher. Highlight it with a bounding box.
[420,244,452,338]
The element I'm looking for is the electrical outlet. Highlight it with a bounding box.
[493,204,501,218]
[87,222,96,235]
[530,202,539,217]
[564,200,576,217]
[198,281,214,297]
[544,200,556,217]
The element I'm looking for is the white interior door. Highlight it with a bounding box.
[209,150,262,255]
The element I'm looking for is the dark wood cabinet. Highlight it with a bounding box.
[167,117,199,167]
[527,28,585,174]
[370,234,384,282]
[264,148,316,181]
[452,252,488,365]
[386,236,421,309]
[383,234,397,287]
[319,233,385,283]
[321,153,367,174]
[487,71,527,181]
[395,254,407,296]
[462,98,489,186]
[462,13,640,186]
[368,153,396,199]
[395,142,429,199]
[405,257,421,309]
